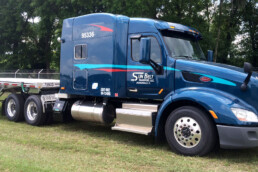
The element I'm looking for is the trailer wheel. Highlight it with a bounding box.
[165,106,217,156]
[4,94,24,122]
[24,95,45,126]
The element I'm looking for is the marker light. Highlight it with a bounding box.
[57,37,61,43]
[231,108,258,122]
[158,89,164,94]
[209,110,218,119]
[188,29,199,35]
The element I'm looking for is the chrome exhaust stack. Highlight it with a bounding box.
[71,101,115,124]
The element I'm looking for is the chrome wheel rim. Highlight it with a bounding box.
[7,99,16,117]
[174,117,202,148]
[27,101,38,121]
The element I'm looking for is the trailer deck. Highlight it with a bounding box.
[0,78,60,90]
[0,69,60,92]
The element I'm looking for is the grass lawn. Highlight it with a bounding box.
[0,100,257,172]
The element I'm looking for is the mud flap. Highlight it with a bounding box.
[53,100,74,123]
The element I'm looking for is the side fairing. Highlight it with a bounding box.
[60,18,74,94]
[60,14,129,97]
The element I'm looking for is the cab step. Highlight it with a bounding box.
[112,103,158,135]
[122,103,158,111]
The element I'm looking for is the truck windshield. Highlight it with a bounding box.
[161,31,206,61]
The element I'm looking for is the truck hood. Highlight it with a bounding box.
[175,59,258,112]
[196,61,258,77]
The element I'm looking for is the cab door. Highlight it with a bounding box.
[126,33,167,99]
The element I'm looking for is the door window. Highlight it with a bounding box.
[131,37,162,63]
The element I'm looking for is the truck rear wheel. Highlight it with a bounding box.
[165,106,217,156]
[4,94,24,122]
[24,95,46,126]
[1,99,6,116]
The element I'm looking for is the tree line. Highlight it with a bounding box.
[0,0,257,70]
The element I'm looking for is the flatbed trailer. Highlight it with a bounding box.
[0,78,60,90]
[0,70,61,125]
[0,69,59,92]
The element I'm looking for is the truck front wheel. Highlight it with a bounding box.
[24,95,45,126]
[165,106,217,156]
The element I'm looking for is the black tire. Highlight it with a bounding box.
[24,95,46,126]
[1,99,6,116]
[4,94,24,122]
[165,106,217,156]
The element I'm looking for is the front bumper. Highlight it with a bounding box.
[217,125,258,149]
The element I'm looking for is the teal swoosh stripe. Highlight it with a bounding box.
[74,64,179,71]
[193,72,237,86]
[165,66,181,71]
[74,64,235,87]
[74,64,153,70]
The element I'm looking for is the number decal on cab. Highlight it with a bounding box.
[81,31,95,39]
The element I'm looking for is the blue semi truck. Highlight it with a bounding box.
[1,13,258,156]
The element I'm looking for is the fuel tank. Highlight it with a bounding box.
[71,101,115,124]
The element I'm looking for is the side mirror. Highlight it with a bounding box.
[207,50,213,62]
[243,62,253,73]
[139,38,151,64]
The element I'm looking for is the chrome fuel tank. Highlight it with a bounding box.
[71,101,115,124]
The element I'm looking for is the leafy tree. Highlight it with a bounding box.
[240,0,258,66]
[0,0,257,70]
[0,0,34,69]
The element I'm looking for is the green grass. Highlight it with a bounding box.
[0,101,258,172]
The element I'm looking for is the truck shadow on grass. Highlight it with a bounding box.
[59,120,258,162]
[60,120,157,147]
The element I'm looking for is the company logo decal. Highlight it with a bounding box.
[131,72,154,85]
[199,76,212,82]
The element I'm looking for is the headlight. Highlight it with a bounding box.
[231,108,258,122]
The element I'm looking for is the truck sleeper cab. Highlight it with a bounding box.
[2,13,258,156]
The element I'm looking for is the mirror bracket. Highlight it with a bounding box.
[241,62,253,91]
